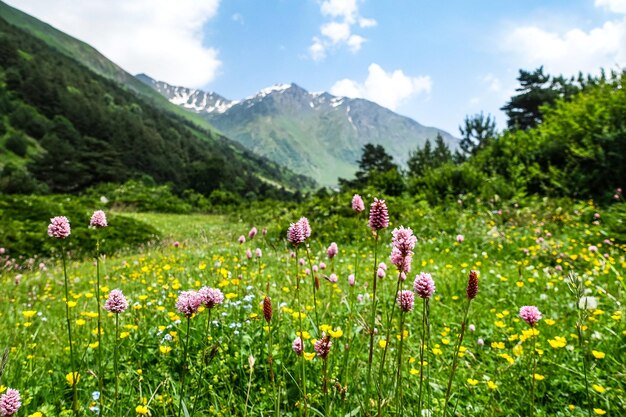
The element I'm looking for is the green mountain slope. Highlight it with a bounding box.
[0,0,228,135]
[0,15,313,197]
[140,77,459,186]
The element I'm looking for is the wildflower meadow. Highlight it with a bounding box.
[0,195,624,417]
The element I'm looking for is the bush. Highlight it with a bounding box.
[0,194,160,259]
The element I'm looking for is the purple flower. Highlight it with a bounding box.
[352,194,365,213]
[348,274,355,286]
[287,222,305,245]
[173,241,180,248]
[104,289,128,314]
[519,306,542,327]
[198,287,224,309]
[368,198,389,231]
[292,337,303,355]
[314,336,332,359]
[456,234,464,243]
[413,272,436,299]
[48,216,71,239]
[327,242,338,259]
[255,248,262,258]
[0,388,21,417]
[396,290,415,312]
[377,267,385,278]
[90,210,108,228]
[248,227,257,239]
[175,291,202,318]
[328,273,338,283]
[297,217,311,239]
[319,262,327,270]
[246,249,252,259]
[378,262,387,271]
[238,235,246,244]
[589,245,598,253]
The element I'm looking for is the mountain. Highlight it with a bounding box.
[0,12,314,197]
[139,76,459,186]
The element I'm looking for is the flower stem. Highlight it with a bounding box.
[61,247,78,416]
[177,318,191,417]
[114,313,120,417]
[529,330,537,417]
[294,248,308,417]
[305,246,320,334]
[366,233,380,391]
[95,239,104,414]
[578,320,592,417]
[395,312,406,415]
[417,298,427,412]
[443,299,471,416]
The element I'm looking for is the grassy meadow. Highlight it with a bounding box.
[0,197,624,417]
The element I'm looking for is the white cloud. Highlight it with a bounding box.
[321,22,351,43]
[330,63,432,111]
[6,0,222,88]
[595,0,626,14]
[359,17,378,28]
[309,0,376,60]
[347,35,366,52]
[309,37,327,61]
[503,2,626,76]
[321,0,358,23]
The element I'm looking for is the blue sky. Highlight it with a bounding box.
[6,0,626,134]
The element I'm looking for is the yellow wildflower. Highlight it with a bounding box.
[66,371,80,386]
[467,378,479,386]
[592,384,606,393]
[593,409,606,415]
[591,350,605,359]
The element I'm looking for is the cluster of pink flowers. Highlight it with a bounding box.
[390,226,416,273]
[352,194,365,213]
[248,227,257,239]
[176,287,224,318]
[176,291,203,318]
[292,337,303,355]
[314,336,332,359]
[368,198,389,231]
[519,306,542,327]
[326,242,338,258]
[48,216,71,239]
[198,287,225,309]
[0,389,20,417]
[89,210,108,228]
[396,290,415,312]
[413,272,436,299]
[104,289,128,314]
[287,217,311,245]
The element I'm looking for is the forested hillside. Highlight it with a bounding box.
[0,17,314,198]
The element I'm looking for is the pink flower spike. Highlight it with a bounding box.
[413,272,436,299]
[519,305,542,327]
[90,210,108,228]
[48,216,71,239]
[352,194,365,213]
[248,227,257,239]
[292,337,303,355]
[238,235,246,244]
[175,290,202,318]
[198,287,224,309]
[348,274,355,286]
[368,198,389,231]
[327,242,338,259]
[396,290,415,312]
[104,289,129,314]
[0,388,21,417]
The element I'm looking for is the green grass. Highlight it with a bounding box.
[0,201,624,417]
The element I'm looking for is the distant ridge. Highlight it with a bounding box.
[139,76,459,186]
